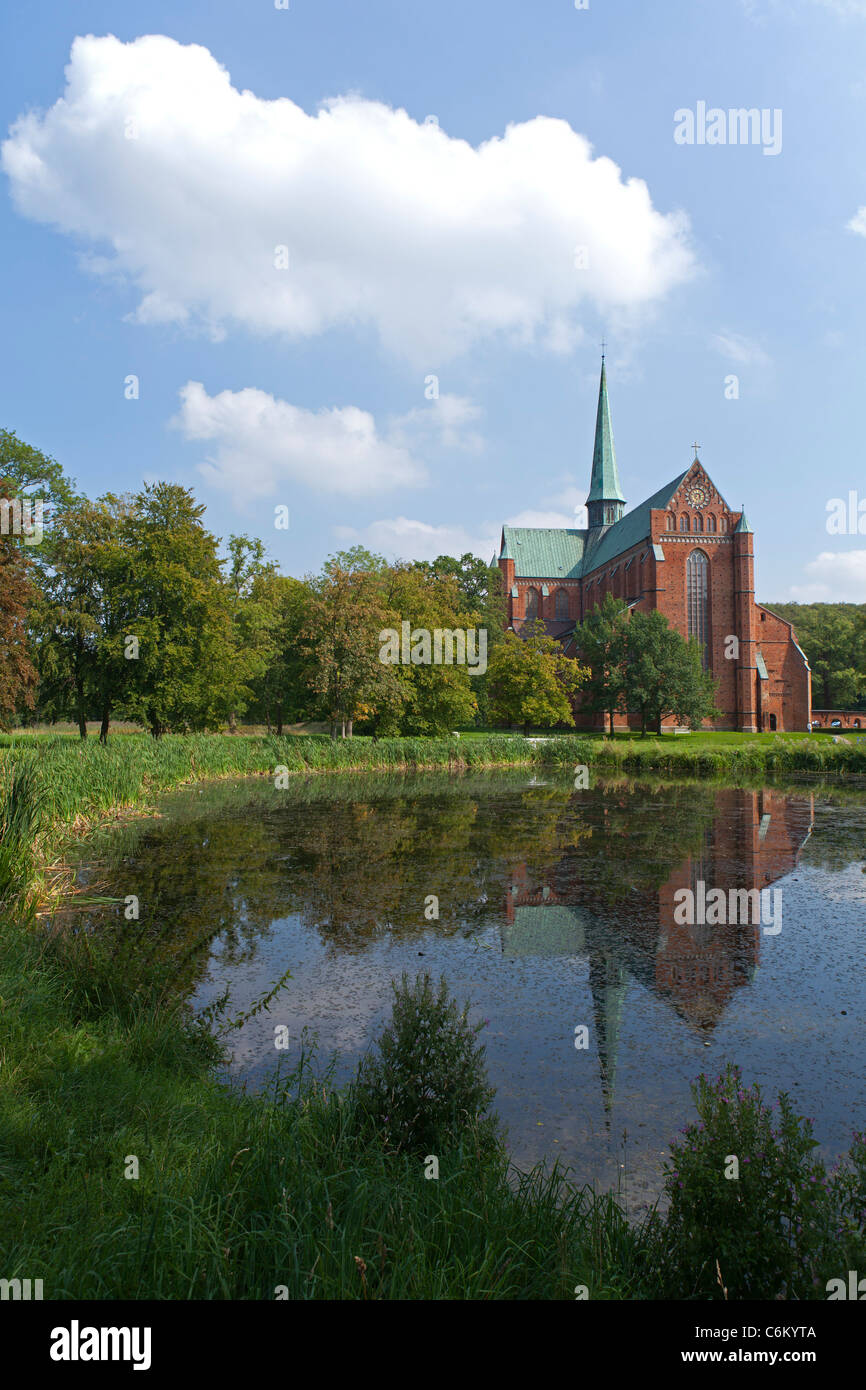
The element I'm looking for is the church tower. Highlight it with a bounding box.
[586,356,626,531]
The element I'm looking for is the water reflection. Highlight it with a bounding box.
[503,788,815,1119]
[59,773,865,1205]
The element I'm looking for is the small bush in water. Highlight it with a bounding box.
[658,1063,866,1299]
[354,972,500,1158]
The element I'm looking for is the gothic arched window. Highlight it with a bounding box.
[706,514,717,533]
[555,587,569,619]
[525,587,540,619]
[687,550,710,667]
[694,513,703,532]
[680,514,690,532]
[720,514,728,532]
[666,512,675,531]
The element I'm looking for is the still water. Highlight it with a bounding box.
[63,771,866,1211]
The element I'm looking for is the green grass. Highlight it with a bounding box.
[1,735,863,1300]
[0,918,654,1300]
[1,730,862,912]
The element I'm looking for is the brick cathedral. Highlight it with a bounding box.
[497,359,812,732]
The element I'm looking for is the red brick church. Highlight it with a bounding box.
[498,359,811,732]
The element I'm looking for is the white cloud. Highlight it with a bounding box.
[2,34,696,363]
[711,331,770,366]
[172,382,484,498]
[790,550,866,601]
[847,207,866,237]
[333,516,502,564]
[336,501,588,565]
[388,394,484,453]
[174,382,424,498]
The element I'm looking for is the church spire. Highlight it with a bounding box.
[586,356,626,531]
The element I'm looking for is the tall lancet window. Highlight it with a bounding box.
[525,587,540,620]
[687,550,710,667]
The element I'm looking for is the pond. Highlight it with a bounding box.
[60,771,866,1213]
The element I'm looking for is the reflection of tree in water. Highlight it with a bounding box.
[549,782,719,910]
[57,774,858,1008]
[799,799,866,873]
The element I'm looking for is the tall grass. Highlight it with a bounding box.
[0,920,654,1299]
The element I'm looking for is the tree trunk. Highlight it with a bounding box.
[75,675,87,739]
[330,721,338,741]
[341,718,346,739]
[346,717,353,738]
[522,720,529,737]
[608,708,614,737]
[99,705,111,745]
[655,712,663,736]
[275,701,283,737]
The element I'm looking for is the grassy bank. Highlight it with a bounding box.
[2,902,864,1300]
[0,915,652,1299]
[2,730,864,908]
[2,748,865,1300]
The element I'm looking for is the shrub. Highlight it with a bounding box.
[353,972,501,1159]
[657,1063,855,1299]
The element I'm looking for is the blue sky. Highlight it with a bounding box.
[1,0,865,599]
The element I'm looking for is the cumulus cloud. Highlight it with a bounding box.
[2,34,696,362]
[790,550,866,601]
[172,382,485,498]
[847,207,866,237]
[174,383,422,497]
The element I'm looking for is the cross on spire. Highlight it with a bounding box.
[692,441,700,457]
[601,336,606,359]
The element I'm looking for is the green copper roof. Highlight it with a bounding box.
[500,471,690,579]
[734,509,752,533]
[500,526,586,578]
[583,471,689,573]
[586,360,625,505]
[502,905,589,957]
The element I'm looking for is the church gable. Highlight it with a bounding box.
[662,461,733,535]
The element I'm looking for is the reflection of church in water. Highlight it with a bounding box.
[503,789,814,1116]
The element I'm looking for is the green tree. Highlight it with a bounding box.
[0,430,80,576]
[252,573,315,733]
[572,594,631,735]
[378,562,479,735]
[622,609,719,735]
[301,554,395,738]
[29,493,135,739]
[764,602,865,709]
[414,554,506,727]
[487,620,588,735]
[119,484,247,736]
[222,535,280,732]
